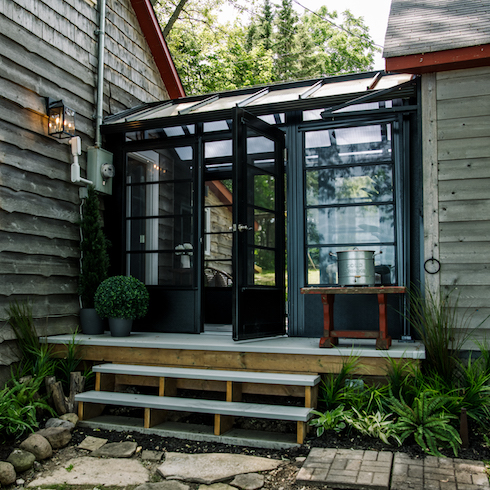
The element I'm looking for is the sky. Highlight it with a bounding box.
[223,0,392,70]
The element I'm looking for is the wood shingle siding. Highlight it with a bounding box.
[0,0,171,374]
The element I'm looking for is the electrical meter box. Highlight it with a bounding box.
[87,147,114,195]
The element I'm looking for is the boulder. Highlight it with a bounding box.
[20,434,52,460]
[0,462,16,486]
[60,413,79,427]
[7,449,36,473]
[45,418,75,431]
[36,426,72,449]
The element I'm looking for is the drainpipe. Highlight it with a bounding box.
[95,0,106,148]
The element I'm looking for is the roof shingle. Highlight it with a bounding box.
[383,0,490,58]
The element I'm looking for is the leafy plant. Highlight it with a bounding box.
[53,330,85,391]
[78,185,110,309]
[309,405,350,436]
[7,300,56,380]
[318,355,360,410]
[389,391,462,457]
[0,376,55,441]
[95,276,149,320]
[406,287,476,382]
[344,408,401,445]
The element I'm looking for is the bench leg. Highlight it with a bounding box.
[319,294,338,348]
[214,414,234,435]
[376,293,392,350]
[297,421,307,444]
[78,401,105,421]
[145,408,167,428]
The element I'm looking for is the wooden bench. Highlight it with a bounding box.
[76,364,321,444]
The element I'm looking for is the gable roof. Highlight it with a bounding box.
[131,0,185,99]
[383,0,490,73]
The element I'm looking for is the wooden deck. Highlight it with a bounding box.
[47,332,424,377]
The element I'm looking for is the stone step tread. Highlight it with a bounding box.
[75,390,313,422]
[93,363,321,386]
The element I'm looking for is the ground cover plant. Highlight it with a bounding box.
[309,287,490,458]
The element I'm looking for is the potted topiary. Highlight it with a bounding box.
[94,275,149,337]
[78,185,110,335]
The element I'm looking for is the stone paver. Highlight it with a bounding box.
[157,452,281,484]
[27,457,149,487]
[296,448,393,490]
[391,453,490,490]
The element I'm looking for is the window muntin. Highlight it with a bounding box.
[304,122,397,286]
[125,146,195,287]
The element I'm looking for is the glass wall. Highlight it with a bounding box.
[304,122,397,286]
[125,146,195,287]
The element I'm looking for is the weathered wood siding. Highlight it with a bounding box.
[425,66,490,343]
[0,0,170,369]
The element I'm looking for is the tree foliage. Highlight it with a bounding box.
[155,0,378,95]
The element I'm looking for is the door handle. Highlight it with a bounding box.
[237,224,253,232]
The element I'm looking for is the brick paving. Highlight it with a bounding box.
[296,448,490,490]
[296,448,393,490]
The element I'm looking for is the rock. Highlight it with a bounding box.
[78,436,108,451]
[230,473,265,490]
[7,449,36,473]
[26,457,149,487]
[0,462,16,486]
[16,478,25,485]
[59,413,79,427]
[158,453,281,485]
[197,484,235,490]
[36,427,72,449]
[20,434,53,460]
[134,483,190,490]
[91,441,138,458]
[45,418,75,431]
[141,450,164,462]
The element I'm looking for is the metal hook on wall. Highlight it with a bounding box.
[424,257,441,274]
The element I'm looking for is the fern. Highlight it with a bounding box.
[390,391,461,457]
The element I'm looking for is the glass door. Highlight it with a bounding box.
[232,108,286,340]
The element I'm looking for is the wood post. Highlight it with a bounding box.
[214,414,234,435]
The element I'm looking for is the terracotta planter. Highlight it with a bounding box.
[108,318,133,337]
[79,308,105,335]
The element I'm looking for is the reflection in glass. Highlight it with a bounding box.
[253,174,275,209]
[128,252,193,287]
[204,179,233,283]
[307,205,394,245]
[306,165,393,206]
[253,249,276,286]
[307,245,396,286]
[254,210,275,248]
[125,146,195,287]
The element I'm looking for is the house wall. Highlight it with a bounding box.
[0,0,169,371]
[423,65,490,344]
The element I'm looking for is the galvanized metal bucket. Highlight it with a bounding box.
[330,249,380,286]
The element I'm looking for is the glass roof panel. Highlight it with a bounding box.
[194,94,250,113]
[251,86,304,106]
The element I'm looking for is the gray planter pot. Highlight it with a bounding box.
[80,308,105,335]
[108,318,133,337]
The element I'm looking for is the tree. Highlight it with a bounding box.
[155,0,378,95]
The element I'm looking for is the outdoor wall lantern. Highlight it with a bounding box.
[47,99,76,138]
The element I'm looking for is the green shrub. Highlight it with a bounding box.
[389,391,461,457]
[95,275,149,320]
[78,185,110,309]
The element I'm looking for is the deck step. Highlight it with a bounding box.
[75,390,312,422]
[92,364,321,386]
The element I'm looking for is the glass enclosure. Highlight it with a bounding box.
[304,122,397,286]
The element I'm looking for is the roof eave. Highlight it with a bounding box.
[385,44,490,74]
[130,0,186,99]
